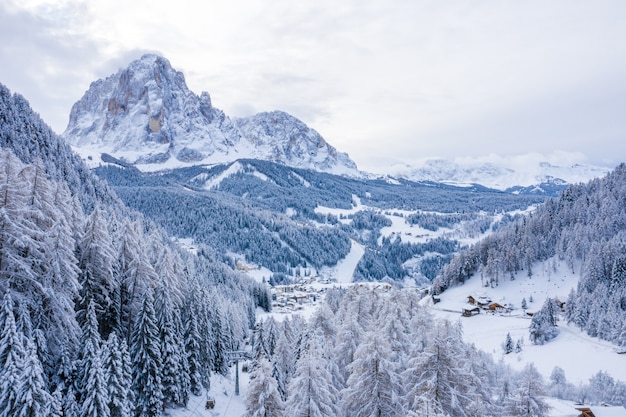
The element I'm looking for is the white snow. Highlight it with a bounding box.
[431,257,626,385]
[170,364,250,417]
[318,239,365,285]
[201,162,245,190]
[386,157,611,191]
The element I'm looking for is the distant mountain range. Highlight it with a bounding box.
[64,54,359,176]
[385,159,611,194]
[63,54,610,193]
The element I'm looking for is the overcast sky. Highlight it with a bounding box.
[1,0,626,173]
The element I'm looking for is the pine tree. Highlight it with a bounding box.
[76,301,109,417]
[102,332,132,417]
[504,363,551,416]
[504,332,514,354]
[14,331,51,417]
[117,220,157,339]
[0,293,25,417]
[341,332,404,417]
[271,331,295,402]
[245,356,284,417]
[130,291,163,417]
[79,339,110,417]
[404,321,478,417]
[76,300,102,397]
[48,388,64,417]
[529,298,560,345]
[285,333,339,417]
[77,207,117,336]
[155,284,185,407]
[183,299,202,396]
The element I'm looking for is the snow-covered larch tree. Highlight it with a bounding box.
[245,356,284,417]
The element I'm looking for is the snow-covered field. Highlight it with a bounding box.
[431,258,626,385]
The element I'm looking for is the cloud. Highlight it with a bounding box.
[1,0,626,169]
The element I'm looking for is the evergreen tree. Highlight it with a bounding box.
[245,356,284,417]
[77,207,117,337]
[155,285,185,407]
[130,291,163,417]
[271,331,295,402]
[504,363,551,417]
[404,321,479,417]
[76,300,102,398]
[0,293,25,417]
[48,388,64,417]
[529,298,560,345]
[285,333,339,417]
[15,332,51,417]
[341,332,404,417]
[504,332,514,354]
[102,332,132,417]
[116,220,157,339]
[79,339,110,417]
[183,298,202,396]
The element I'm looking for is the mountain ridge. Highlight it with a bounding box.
[63,54,360,176]
[385,158,611,192]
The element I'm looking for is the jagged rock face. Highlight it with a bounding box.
[65,54,241,165]
[64,54,359,175]
[234,111,358,175]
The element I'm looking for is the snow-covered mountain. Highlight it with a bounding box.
[63,54,359,176]
[234,111,358,176]
[387,158,611,192]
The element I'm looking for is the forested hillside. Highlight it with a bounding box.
[0,82,270,416]
[94,156,545,282]
[249,285,553,417]
[434,164,626,347]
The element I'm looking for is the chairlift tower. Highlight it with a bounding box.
[227,350,251,395]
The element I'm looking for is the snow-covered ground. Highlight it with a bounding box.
[169,363,250,417]
[431,258,626,385]
[318,239,364,285]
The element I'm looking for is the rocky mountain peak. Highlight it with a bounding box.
[64,55,359,175]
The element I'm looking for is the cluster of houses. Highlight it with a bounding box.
[271,284,322,312]
[462,294,511,317]
[574,406,626,417]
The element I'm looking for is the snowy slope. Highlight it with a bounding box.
[430,257,626,385]
[63,54,360,176]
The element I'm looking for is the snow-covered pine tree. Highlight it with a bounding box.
[504,363,551,416]
[130,291,163,417]
[0,292,26,417]
[403,320,480,416]
[79,338,110,417]
[271,330,295,402]
[155,284,185,407]
[341,331,404,417]
[116,219,157,339]
[77,301,109,417]
[529,298,560,345]
[245,356,284,417]
[15,338,52,417]
[183,292,203,396]
[285,331,339,417]
[48,388,64,417]
[504,332,514,354]
[77,207,117,336]
[102,332,132,417]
